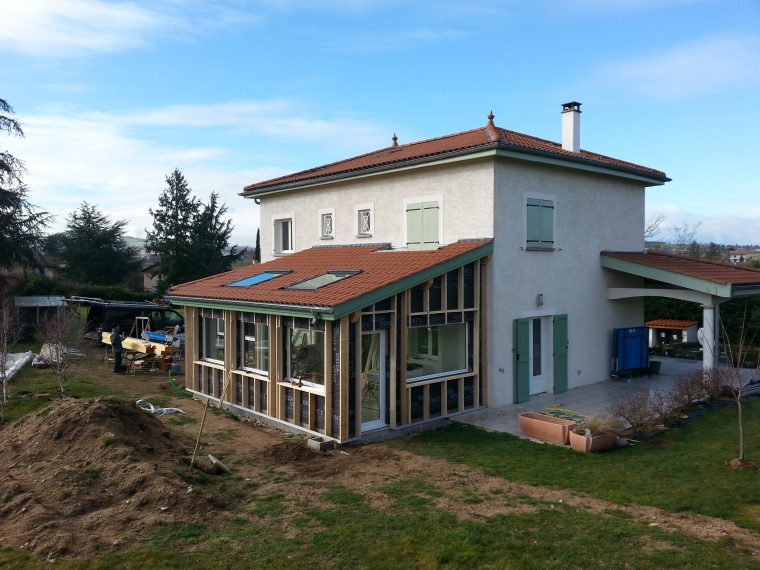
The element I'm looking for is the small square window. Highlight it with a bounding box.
[358,209,371,235]
[321,213,334,238]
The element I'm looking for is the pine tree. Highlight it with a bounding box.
[146,169,243,292]
[60,202,140,285]
[0,98,49,272]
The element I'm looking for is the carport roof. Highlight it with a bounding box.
[601,251,760,298]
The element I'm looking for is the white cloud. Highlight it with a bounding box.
[598,35,760,100]
[3,100,389,245]
[647,205,760,245]
[0,0,163,56]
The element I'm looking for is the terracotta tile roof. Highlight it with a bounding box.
[242,118,669,195]
[645,319,698,329]
[602,251,760,286]
[169,240,492,311]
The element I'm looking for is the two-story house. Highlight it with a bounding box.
[169,103,671,443]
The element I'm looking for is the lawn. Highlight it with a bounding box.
[1,352,758,568]
[394,397,760,532]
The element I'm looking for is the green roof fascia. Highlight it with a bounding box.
[600,255,732,298]
[330,241,494,320]
[167,297,335,320]
[241,149,497,198]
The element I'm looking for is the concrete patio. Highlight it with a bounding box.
[455,357,705,436]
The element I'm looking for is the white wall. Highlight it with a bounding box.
[256,159,495,261]
[487,159,646,407]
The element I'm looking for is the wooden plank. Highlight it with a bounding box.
[472,262,480,408]
[324,320,333,437]
[389,295,397,429]
[268,314,277,417]
[479,259,488,406]
[339,316,349,440]
[458,378,465,413]
[354,320,361,437]
[184,307,196,392]
[423,384,430,421]
[398,291,409,425]
[101,332,174,356]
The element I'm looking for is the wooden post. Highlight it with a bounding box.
[324,320,333,437]
[389,296,397,429]
[479,258,488,406]
[354,319,362,437]
[184,306,197,392]
[339,316,349,440]
[472,261,481,408]
[399,291,409,425]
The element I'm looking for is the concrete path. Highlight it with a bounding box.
[455,357,704,436]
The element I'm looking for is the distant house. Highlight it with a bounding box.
[728,248,748,264]
[645,319,698,347]
[139,256,160,293]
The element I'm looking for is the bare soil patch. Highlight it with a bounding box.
[0,398,220,560]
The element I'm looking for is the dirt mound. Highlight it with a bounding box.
[263,441,322,463]
[0,398,219,560]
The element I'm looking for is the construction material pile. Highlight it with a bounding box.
[0,399,218,560]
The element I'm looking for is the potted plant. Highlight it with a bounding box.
[569,414,624,453]
[518,412,576,445]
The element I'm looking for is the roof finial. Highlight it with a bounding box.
[392,132,398,147]
[485,110,498,142]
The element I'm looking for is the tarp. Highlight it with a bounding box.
[0,351,34,382]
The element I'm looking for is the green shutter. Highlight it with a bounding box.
[553,314,568,393]
[513,318,530,403]
[422,201,439,246]
[406,203,423,249]
[526,199,554,249]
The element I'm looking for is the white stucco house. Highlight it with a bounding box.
[170,102,760,442]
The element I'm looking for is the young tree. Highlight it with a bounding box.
[644,211,665,239]
[145,169,199,292]
[0,294,21,423]
[720,306,757,466]
[0,98,50,270]
[60,202,140,285]
[40,306,84,398]
[146,169,243,292]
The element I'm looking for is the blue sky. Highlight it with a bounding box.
[2,0,759,246]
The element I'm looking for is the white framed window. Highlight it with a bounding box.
[273,216,293,255]
[525,194,556,250]
[354,202,374,237]
[321,213,334,238]
[200,309,225,363]
[237,315,269,374]
[406,322,469,382]
[288,328,325,387]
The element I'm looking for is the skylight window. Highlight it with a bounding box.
[227,271,289,287]
[285,271,360,291]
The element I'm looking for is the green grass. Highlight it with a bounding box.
[394,397,760,531]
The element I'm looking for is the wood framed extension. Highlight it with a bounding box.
[173,241,492,443]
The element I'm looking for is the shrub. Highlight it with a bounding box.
[575,414,625,436]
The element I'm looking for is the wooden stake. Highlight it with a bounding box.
[190,369,231,472]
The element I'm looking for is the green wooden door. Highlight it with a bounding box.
[553,314,568,394]
[513,318,530,403]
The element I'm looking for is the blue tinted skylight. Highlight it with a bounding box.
[227,271,289,287]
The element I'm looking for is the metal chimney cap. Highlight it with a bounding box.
[561,101,582,113]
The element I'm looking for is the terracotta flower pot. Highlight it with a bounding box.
[569,430,619,453]
[518,412,576,445]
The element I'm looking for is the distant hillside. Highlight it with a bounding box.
[124,236,146,247]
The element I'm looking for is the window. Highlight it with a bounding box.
[200,310,224,363]
[406,201,439,250]
[238,318,269,373]
[406,323,468,381]
[526,198,554,250]
[274,218,293,254]
[227,272,289,287]
[285,270,359,290]
[358,209,371,235]
[288,328,325,385]
[321,213,334,238]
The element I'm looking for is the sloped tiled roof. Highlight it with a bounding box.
[602,251,760,286]
[169,240,492,313]
[242,117,669,195]
[645,319,698,329]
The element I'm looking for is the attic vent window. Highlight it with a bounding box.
[227,271,290,287]
[285,271,360,291]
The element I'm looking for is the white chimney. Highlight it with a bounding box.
[561,101,581,153]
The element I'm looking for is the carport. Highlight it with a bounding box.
[601,251,760,371]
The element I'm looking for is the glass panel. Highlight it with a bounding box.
[532,319,542,376]
[406,323,467,380]
[361,333,382,425]
[239,321,269,372]
[281,220,291,250]
[202,316,224,361]
[429,276,442,312]
[285,271,359,290]
[410,286,424,313]
[289,328,325,385]
[463,263,475,309]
